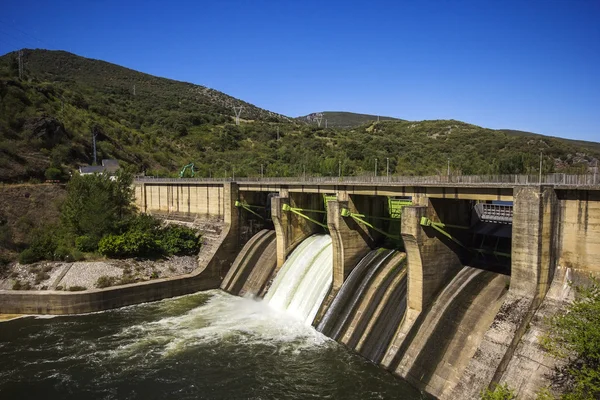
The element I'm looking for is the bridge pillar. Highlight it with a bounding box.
[327,200,374,292]
[271,196,290,270]
[511,186,558,299]
[401,205,463,313]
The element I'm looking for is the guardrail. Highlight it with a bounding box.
[135,173,600,188]
[475,203,513,223]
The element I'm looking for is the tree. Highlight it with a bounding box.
[61,170,134,245]
[542,279,600,399]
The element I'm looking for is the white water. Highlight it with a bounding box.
[264,234,333,325]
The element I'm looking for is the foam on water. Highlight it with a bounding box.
[109,290,330,359]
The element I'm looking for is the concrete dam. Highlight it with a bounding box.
[130,176,600,399]
[2,176,597,398]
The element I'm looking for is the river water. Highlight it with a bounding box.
[0,290,424,400]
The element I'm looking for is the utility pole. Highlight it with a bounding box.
[260,164,264,179]
[338,160,341,178]
[315,113,323,128]
[233,106,243,126]
[18,50,23,80]
[325,119,328,129]
[447,158,450,176]
[92,132,98,165]
[386,157,390,180]
[232,167,235,181]
[133,84,136,96]
[377,115,380,122]
[539,151,543,184]
[375,158,378,177]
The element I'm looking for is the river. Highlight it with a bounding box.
[0,290,424,399]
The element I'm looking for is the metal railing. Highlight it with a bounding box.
[135,173,600,188]
[475,204,513,223]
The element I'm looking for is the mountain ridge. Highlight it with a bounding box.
[0,49,598,183]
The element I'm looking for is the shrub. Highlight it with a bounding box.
[72,249,85,261]
[542,278,600,399]
[44,167,63,181]
[68,286,86,291]
[159,225,201,256]
[53,245,73,261]
[481,384,516,400]
[75,235,98,252]
[96,275,117,288]
[12,280,31,290]
[19,248,40,264]
[98,231,159,258]
[119,275,136,285]
[34,271,50,285]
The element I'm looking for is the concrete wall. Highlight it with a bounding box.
[401,205,464,313]
[0,183,241,315]
[136,183,226,219]
[556,189,600,272]
[327,195,388,292]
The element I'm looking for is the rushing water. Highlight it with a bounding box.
[0,291,424,400]
[264,234,333,325]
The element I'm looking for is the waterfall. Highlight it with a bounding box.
[264,234,333,325]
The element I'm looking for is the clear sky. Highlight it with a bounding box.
[1,0,598,141]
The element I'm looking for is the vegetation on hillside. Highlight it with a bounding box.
[0,49,598,183]
[541,279,600,399]
[296,111,400,128]
[17,171,201,264]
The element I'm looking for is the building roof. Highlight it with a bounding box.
[102,159,120,173]
[79,165,106,174]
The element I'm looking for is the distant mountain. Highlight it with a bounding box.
[0,49,598,183]
[297,111,400,128]
[499,129,600,153]
[7,49,292,123]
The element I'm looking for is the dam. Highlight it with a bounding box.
[1,174,599,399]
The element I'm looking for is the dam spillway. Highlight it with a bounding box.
[264,234,333,325]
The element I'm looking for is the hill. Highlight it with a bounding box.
[297,111,400,128]
[0,49,598,182]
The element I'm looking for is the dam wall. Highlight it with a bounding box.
[4,179,599,397]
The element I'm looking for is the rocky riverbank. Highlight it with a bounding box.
[0,255,197,291]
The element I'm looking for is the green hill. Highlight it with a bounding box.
[298,111,400,128]
[0,49,598,182]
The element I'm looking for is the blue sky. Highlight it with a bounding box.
[1,0,599,141]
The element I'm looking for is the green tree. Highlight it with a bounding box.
[60,170,134,243]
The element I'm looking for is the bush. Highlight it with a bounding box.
[542,278,600,399]
[72,249,85,261]
[481,384,516,400]
[75,235,98,252]
[53,245,73,261]
[19,248,40,264]
[96,275,117,288]
[44,167,63,181]
[68,286,86,291]
[159,225,200,256]
[98,231,159,258]
[34,271,50,285]
[12,280,31,290]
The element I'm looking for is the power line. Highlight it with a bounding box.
[0,28,37,48]
[0,19,53,48]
